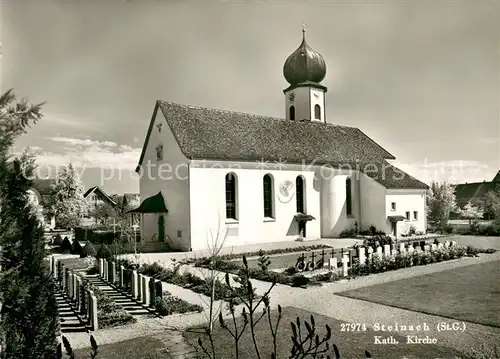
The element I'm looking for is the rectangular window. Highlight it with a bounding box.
[391,202,396,211]
[413,211,418,220]
[405,211,410,220]
[177,230,182,238]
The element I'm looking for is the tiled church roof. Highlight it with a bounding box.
[136,101,428,190]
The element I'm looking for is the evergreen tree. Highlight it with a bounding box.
[0,90,59,358]
[48,163,88,229]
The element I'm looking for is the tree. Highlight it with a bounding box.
[458,201,484,226]
[484,187,500,225]
[90,202,117,225]
[0,89,59,357]
[47,163,88,229]
[426,181,457,231]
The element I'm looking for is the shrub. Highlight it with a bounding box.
[291,274,310,287]
[86,262,99,275]
[284,266,298,275]
[478,225,500,236]
[339,228,357,238]
[108,242,125,256]
[257,249,271,271]
[155,294,203,316]
[91,230,121,244]
[60,237,72,253]
[116,258,138,270]
[139,262,166,277]
[359,225,385,236]
[469,221,480,234]
[363,234,393,248]
[71,240,83,256]
[53,234,63,246]
[81,242,97,258]
[466,246,479,257]
[348,262,368,276]
[443,225,455,234]
[96,244,112,261]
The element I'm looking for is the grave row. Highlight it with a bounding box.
[49,256,98,331]
[98,259,163,309]
[298,240,458,277]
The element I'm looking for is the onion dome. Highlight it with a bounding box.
[283,28,326,85]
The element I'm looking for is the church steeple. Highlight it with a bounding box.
[283,26,327,123]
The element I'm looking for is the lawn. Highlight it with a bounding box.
[183,306,464,359]
[338,260,500,328]
[73,336,171,359]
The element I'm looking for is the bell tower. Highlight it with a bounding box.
[283,26,327,123]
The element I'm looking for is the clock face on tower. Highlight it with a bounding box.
[288,92,295,102]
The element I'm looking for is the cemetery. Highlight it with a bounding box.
[182,239,496,288]
[48,255,204,333]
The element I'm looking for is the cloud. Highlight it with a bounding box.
[42,113,101,129]
[393,159,494,184]
[33,136,141,172]
[47,136,118,148]
[479,137,498,145]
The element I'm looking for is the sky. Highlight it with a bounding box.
[3,0,499,195]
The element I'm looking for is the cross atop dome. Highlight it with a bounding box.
[283,27,326,86]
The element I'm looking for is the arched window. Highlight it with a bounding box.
[296,176,305,213]
[314,104,321,120]
[346,178,352,216]
[263,174,274,218]
[289,106,295,121]
[225,173,238,220]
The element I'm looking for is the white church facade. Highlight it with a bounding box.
[134,29,428,251]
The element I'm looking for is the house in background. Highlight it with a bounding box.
[134,29,429,252]
[453,170,500,218]
[83,186,117,225]
[113,193,141,227]
[27,178,57,229]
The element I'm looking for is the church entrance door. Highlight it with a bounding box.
[158,215,165,242]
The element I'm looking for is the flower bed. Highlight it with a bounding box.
[182,244,332,267]
[348,245,470,276]
[138,262,248,304]
[83,280,136,328]
[154,291,204,316]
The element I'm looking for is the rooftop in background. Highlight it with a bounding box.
[83,185,117,205]
[453,170,500,206]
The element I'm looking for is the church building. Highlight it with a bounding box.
[134,29,429,251]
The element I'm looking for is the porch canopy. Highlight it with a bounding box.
[388,215,406,223]
[128,192,168,214]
